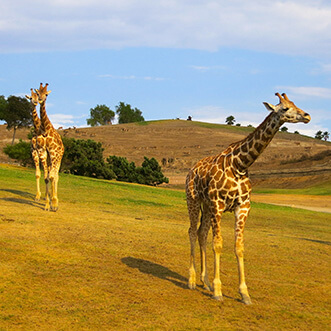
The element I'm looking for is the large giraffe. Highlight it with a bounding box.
[186,93,311,304]
[35,83,64,211]
[25,89,49,201]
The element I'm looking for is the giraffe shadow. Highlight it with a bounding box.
[0,189,44,210]
[121,257,188,289]
[122,257,239,302]
[0,189,34,199]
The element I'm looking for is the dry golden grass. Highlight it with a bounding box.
[0,164,330,330]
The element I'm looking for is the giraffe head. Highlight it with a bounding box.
[35,83,51,104]
[25,88,39,107]
[263,93,311,124]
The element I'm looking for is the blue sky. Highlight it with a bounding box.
[0,0,330,137]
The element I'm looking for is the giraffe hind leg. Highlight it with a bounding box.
[187,198,200,290]
[198,203,212,291]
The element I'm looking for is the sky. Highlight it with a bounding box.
[0,0,330,137]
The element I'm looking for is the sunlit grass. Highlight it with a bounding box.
[0,164,330,330]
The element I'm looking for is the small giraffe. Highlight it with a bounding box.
[35,83,64,211]
[25,89,49,201]
[186,93,311,304]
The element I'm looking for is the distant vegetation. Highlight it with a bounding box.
[86,101,145,126]
[3,137,168,186]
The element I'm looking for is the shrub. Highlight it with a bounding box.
[107,155,168,186]
[3,139,33,166]
[62,138,115,179]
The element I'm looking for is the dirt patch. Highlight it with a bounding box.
[251,193,331,213]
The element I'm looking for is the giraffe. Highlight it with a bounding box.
[186,93,311,304]
[35,83,64,211]
[25,88,49,202]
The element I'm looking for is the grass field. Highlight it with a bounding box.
[0,164,330,330]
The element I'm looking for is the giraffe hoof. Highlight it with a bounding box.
[203,284,212,291]
[188,283,196,290]
[213,295,224,302]
[241,294,252,305]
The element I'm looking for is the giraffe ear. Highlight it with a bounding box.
[25,95,31,100]
[46,90,52,96]
[263,102,276,112]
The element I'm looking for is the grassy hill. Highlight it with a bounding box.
[0,164,330,330]
[0,120,330,189]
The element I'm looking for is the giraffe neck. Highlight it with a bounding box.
[32,105,41,132]
[39,100,54,133]
[232,112,283,171]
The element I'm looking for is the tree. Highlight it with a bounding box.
[107,155,168,185]
[315,130,323,140]
[280,126,288,132]
[87,104,115,126]
[107,155,137,182]
[322,131,329,141]
[136,157,169,185]
[3,139,33,166]
[116,102,144,124]
[0,96,33,144]
[225,115,235,125]
[61,138,115,179]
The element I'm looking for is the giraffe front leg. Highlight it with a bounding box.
[32,149,41,201]
[49,170,59,212]
[235,202,252,305]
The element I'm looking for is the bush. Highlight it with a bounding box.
[106,156,137,182]
[3,140,33,166]
[62,138,115,179]
[136,157,169,185]
[107,155,168,186]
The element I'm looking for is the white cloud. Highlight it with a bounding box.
[277,86,331,99]
[0,1,330,57]
[190,65,227,73]
[48,113,75,129]
[98,74,164,81]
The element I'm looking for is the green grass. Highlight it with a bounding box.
[254,180,331,196]
[0,164,330,330]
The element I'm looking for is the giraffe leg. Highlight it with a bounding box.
[234,202,252,305]
[198,203,212,291]
[211,207,224,301]
[39,148,50,211]
[187,198,200,290]
[32,149,41,201]
[49,165,60,212]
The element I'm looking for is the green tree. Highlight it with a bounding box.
[315,130,323,140]
[322,131,329,141]
[225,115,235,125]
[61,138,115,179]
[3,139,33,166]
[280,126,288,132]
[0,96,33,144]
[116,102,145,124]
[0,95,7,118]
[107,155,137,182]
[107,155,168,185]
[136,157,169,185]
[87,104,115,126]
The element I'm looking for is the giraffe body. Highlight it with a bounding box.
[186,93,311,304]
[34,83,64,211]
[26,89,49,201]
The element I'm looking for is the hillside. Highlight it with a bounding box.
[0,120,330,188]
